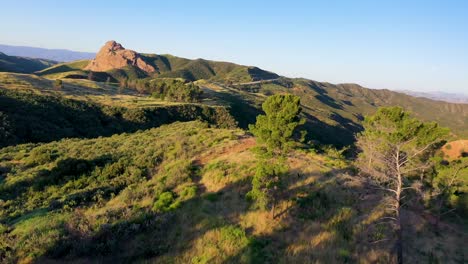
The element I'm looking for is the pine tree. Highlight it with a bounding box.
[356,106,449,264]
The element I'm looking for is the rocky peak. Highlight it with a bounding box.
[85,41,155,73]
[104,40,125,52]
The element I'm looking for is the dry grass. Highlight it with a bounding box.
[442,139,468,160]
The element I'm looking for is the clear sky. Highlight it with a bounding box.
[1,0,467,94]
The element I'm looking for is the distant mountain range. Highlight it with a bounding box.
[0,44,95,62]
[0,52,57,73]
[398,90,468,104]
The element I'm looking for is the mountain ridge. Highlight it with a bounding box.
[0,52,57,73]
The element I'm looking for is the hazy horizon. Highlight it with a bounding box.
[2,0,467,94]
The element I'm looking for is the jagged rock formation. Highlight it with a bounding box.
[85,41,155,73]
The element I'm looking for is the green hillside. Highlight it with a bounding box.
[35,60,90,79]
[1,70,467,147]
[1,121,465,263]
[36,53,278,83]
[197,78,468,146]
[0,89,236,147]
[0,52,57,73]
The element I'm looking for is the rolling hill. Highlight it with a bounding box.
[37,41,279,83]
[0,52,57,74]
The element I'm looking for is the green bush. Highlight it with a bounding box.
[153,192,180,212]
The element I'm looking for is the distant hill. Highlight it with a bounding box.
[37,41,279,82]
[201,78,468,145]
[0,52,57,73]
[0,44,95,62]
[399,90,468,104]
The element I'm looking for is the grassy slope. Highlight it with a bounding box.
[0,121,465,263]
[35,60,90,79]
[0,52,57,73]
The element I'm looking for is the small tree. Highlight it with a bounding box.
[53,79,63,90]
[249,94,305,154]
[356,106,449,264]
[247,160,287,217]
[247,94,305,218]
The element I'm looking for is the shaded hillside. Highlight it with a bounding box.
[0,89,236,147]
[0,52,57,73]
[0,44,95,62]
[215,78,468,145]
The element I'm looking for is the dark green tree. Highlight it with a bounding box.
[249,94,305,154]
[247,160,287,218]
[247,94,305,218]
[431,157,468,227]
[356,106,449,264]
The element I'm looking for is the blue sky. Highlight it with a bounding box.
[1,0,467,94]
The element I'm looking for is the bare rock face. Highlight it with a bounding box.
[85,41,155,73]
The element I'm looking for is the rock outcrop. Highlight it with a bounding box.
[85,41,155,73]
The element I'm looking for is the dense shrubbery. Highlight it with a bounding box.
[0,89,236,147]
[120,78,203,102]
[0,122,244,262]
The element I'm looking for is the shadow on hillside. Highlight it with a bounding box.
[220,168,393,263]
[210,91,263,129]
[0,90,234,148]
[30,157,464,263]
[34,159,398,263]
[308,84,344,110]
[301,111,360,146]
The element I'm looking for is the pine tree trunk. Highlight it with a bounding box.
[396,215,403,264]
[395,149,403,264]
